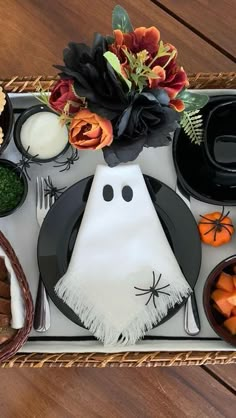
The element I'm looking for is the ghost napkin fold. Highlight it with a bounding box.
[55,165,191,345]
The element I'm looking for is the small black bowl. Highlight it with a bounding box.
[203,255,236,347]
[0,159,28,217]
[204,101,236,173]
[173,94,236,206]
[14,104,69,163]
[0,91,14,154]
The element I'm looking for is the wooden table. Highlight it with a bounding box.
[0,1,235,417]
[0,0,235,76]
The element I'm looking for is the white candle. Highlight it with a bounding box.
[20,111,68,159]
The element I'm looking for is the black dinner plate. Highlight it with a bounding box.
[37,175,201,329]
[173,95,236,205]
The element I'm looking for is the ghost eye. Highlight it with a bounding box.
[122,185,133,202]
[103,185,114,202]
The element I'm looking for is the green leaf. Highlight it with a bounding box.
[177,90,209,112]
[112,5,133,33]
[122,48,136,69]
[137,76,147,92]
[130,73,139,84]
[157,40,171,58]
[103,51,132,90]
[146,70,159,79]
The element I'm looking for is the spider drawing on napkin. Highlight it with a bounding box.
[134,272,170,309]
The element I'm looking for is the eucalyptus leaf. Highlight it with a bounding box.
[112,5,133,33]
[104,51,132,90]
[177,90,209,112]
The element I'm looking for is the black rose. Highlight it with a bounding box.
[55,34,128,120]
[103,89,179,167]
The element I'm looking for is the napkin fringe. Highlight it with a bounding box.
[55,278,191,345]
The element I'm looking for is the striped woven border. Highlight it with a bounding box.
[1,350,236,368]
[1,72,236,367]
[1,72,236,92]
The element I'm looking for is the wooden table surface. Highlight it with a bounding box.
[0,1,236,417]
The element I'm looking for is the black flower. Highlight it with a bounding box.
[103,89,179,167]
[55,34,128,120]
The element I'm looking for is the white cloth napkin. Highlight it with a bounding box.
[55,164,191,345]
[0,249,25,329]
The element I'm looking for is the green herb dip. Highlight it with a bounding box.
[0,166,24,213]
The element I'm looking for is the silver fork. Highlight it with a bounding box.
[34,176,55,332]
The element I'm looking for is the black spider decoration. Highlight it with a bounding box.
[134,272,170,309]
[15,146,42,180]
[44,176,67,200]
[54,148,79,172]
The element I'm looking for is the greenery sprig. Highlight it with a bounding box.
[180,110,204,145]
[177,90,209,144]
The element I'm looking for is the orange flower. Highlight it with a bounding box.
[69,109,113,150]
[110,27,160,61]
[169,99,185,112]
[148,65,166,88]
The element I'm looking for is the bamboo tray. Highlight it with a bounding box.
[0,73,236,368]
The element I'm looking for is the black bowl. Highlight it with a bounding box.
[14,104,69,163]
[0,159,28,217]
[0,91,14,154]
[204,101,236,173]
[203,255,236,347]
[173,95,236,206]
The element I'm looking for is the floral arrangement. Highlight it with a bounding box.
[0,87,6,145]
[39,5,208,166]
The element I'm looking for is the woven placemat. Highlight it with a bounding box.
[0,73,235,367]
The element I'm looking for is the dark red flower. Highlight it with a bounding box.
[110,31,188,109]
[49,79,82,115]
[149,44,188,101]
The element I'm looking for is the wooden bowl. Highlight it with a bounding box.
[203,255,236,347]
[0,90,14,154]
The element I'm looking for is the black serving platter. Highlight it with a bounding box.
[38,175,201,328]
[173,95,236,205]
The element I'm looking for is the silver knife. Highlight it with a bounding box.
[175,180,201,336]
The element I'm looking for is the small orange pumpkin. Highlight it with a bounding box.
[198,207,234,247]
